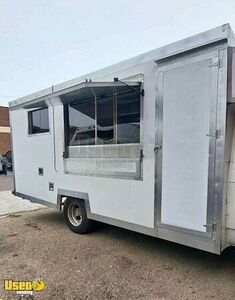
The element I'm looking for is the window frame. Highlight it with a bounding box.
[64,86,143,149]
[28,106,50,136]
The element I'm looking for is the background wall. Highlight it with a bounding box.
[0,106,11,154]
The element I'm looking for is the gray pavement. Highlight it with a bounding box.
[0,172,235,299]
[1,209,235,299]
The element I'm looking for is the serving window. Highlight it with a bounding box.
[61,80,143,179]
[62,81,141,147]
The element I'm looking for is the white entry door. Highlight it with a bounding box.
[155,49,220,235]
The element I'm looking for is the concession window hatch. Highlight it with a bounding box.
[60,80,143,104]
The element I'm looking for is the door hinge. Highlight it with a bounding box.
[209,54,223,69]
[218,50,223,69]
[206,130,220,139]
[154,145,162,152]
[218,57,223,69]
[62,151,68,159]
[204,222,217,232]
[140,149,144,161]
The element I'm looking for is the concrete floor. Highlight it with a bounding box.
[0,209,235,300]
[0,191,45,216]
[0,172,44,217]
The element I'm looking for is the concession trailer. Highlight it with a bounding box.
[9,24,235,254]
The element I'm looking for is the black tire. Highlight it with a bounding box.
[63,198,91,234]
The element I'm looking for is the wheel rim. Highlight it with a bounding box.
[67,203,82,226]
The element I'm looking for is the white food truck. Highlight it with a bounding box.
[9,24,235,254]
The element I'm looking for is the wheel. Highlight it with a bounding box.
[63,198,91,234]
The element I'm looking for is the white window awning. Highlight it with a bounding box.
[60,81,142,104]
[11,80,143,109]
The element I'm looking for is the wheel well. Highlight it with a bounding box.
[57,194,86,211]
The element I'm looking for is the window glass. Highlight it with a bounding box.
[97,95,114,144]
[28,107,49,134]
[68,99,95,146]
[65,84,141,146]
[117,90,140,144]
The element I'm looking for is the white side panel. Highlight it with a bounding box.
[10,61,156,228]
[11,108,55,203]
[161,57,214,232]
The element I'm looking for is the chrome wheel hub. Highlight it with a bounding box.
[67,203,82,226]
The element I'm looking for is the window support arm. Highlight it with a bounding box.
[113,78,144,96]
